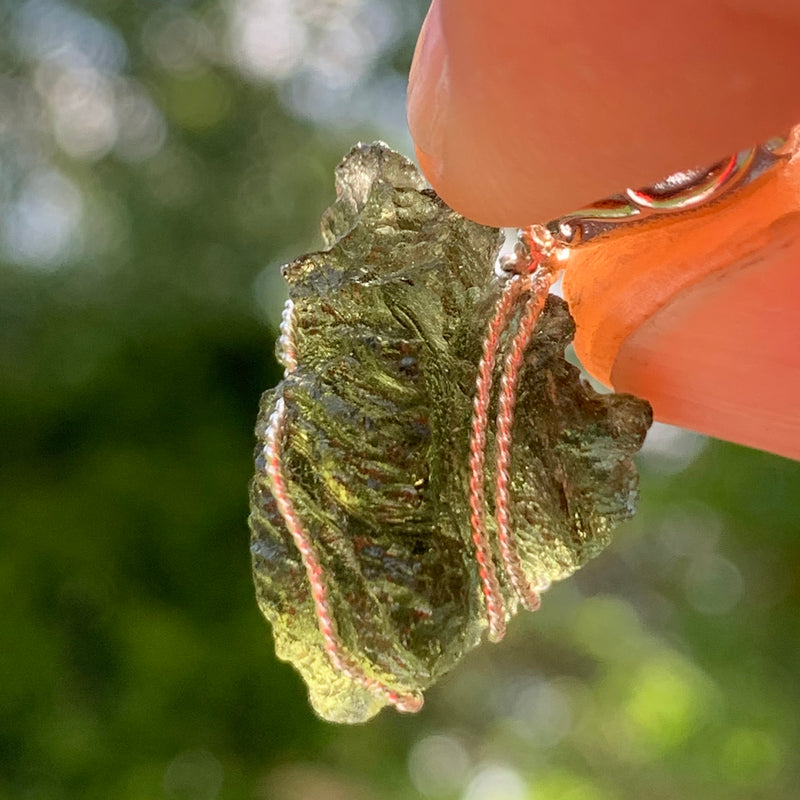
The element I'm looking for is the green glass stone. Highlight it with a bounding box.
[249,142,652,723]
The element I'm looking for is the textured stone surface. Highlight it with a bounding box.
[249,143,652,723]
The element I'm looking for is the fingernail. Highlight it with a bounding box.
[407,0,448,183]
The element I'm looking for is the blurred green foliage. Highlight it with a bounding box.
[1,2,798,799]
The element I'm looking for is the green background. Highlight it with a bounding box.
[1,1,798,798]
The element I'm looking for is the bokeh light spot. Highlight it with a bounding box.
[640,421,707,474]
[114,80,167,162]
[462,765,528,800]
[719,728,781,785]
[143,10,212,76]
[14,0,127,72]
[37,64,118,160]
[533,769,615,800]
[0,168,82,268]
[228,0,307,81]
[658,501,723,558]
[408,734,470,797]
[623,657,711,755]
[572,596,642,661]
[511,679,572,748]
[684,553,744,615]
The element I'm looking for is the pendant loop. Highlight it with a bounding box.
[552,136,788,246]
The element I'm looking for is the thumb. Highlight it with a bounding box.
[408,0,800,226]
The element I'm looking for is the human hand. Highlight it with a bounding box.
[407,0,800,460]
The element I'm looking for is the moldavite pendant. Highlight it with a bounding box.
[249,142,652,723]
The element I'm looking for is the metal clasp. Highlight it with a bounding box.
[550,136,789,247]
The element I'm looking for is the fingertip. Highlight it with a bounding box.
[414,142,533,227]
[563,147,800,460]
[409,0,542,226]
[413,144,441,189]
[612,242,800,461]
[408,0,800,226]
[407,1,447,174]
